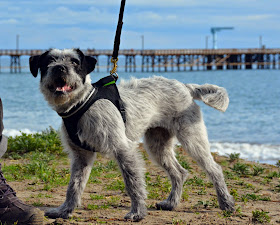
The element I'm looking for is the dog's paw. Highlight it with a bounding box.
[156,200,175,211]
[45,207,71,219]
[124,211,146,222]
[219,195,235,212]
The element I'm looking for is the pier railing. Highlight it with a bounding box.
[1,48,280,73]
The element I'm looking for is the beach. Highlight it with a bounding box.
[2,143,280,224]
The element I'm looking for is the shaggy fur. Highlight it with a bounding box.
[29,49,234,222]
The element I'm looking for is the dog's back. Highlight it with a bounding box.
[119,76,229,113]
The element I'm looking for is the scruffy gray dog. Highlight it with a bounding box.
[29,49,234,222]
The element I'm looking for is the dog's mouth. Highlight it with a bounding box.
[55,84,73,93]
[49,83,76,94]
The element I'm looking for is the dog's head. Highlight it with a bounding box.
[29,48,96,109]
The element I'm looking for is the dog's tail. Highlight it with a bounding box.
[185,84,229,112]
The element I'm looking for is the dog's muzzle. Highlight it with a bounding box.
[48,66,75,94]
[52,65,68,75]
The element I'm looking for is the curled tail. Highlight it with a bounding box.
[185,83,229,112]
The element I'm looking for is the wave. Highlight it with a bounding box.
[210,142,280,164]
[3,129,37,137]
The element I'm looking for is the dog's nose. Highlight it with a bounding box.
[53,65,67,74]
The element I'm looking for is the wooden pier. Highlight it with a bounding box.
[0,48,280,73]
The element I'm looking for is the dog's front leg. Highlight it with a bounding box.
[45,149,96,219]
[114,143,147,222]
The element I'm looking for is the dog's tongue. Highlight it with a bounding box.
[56,84,72,92]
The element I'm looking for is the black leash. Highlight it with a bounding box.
[58,1,127,152]
[110,0,126,79]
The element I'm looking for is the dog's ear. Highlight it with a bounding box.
[29,55,40,77]
[85,56,97,74]
[29,50,50,77]
[75,49,97,74]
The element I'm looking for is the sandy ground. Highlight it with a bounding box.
[3,146,280,225]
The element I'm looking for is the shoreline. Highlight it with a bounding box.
[3,128,280,166]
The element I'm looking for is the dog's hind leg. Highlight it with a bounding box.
[113,141,147,222]
[175,104,235,212]
[45,149,96,219]
[144,127,188,211]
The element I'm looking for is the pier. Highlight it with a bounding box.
[0,48,280,73]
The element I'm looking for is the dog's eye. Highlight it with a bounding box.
[48,57,56,64]
[71,58,80,66]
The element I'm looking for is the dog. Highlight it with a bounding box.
[29,48,234,222]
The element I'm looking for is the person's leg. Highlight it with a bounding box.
[0,98,44,225]
[0,98,7,158]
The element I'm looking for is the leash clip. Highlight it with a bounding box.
[110,57,119,80]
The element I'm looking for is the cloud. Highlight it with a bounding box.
[0,19,18,24]
[0,0,280,49]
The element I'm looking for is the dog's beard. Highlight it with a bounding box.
[40,71,92,112]
[40,83,75,106]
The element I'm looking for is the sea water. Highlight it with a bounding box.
[0,69,279,164]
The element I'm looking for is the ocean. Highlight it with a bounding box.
[0,69,279,164]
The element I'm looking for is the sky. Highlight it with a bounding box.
[0,0,279,50]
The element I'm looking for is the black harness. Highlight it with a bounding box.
[58,75,126,152]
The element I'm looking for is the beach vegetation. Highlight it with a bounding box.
[172,218,186,225]
[222,210,233,218]
[241,193,271,202]
[231,162,250,177]
[252,210,270,223]
[185,176,205,187]
[6,127,64,158]
[227,152,240,163]
[276,160,280,168]
[265,171,280,179]
[230,189,239,201]
[252,164,265,176]
[176,153,192,171]
[273,181,280,192]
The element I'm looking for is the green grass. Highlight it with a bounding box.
[6,127,65,158]
[241,193,271,203]
[87,203,110,210]
[194,198,218,209]
[185,176,205,187]
[274,181,280,192]
[90,194,104,200]
[106,179,125,192]
[230,189,239,201]
[146,175,171,200]
[231,162,251,177]
[2,128,70,189]
[265,171,280,179]
[172,218,186,225]
[252,210,270,223]
[252,164,265,176]
[227,152,240,163]
[222,210,233,218]
[176,152,192,171]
